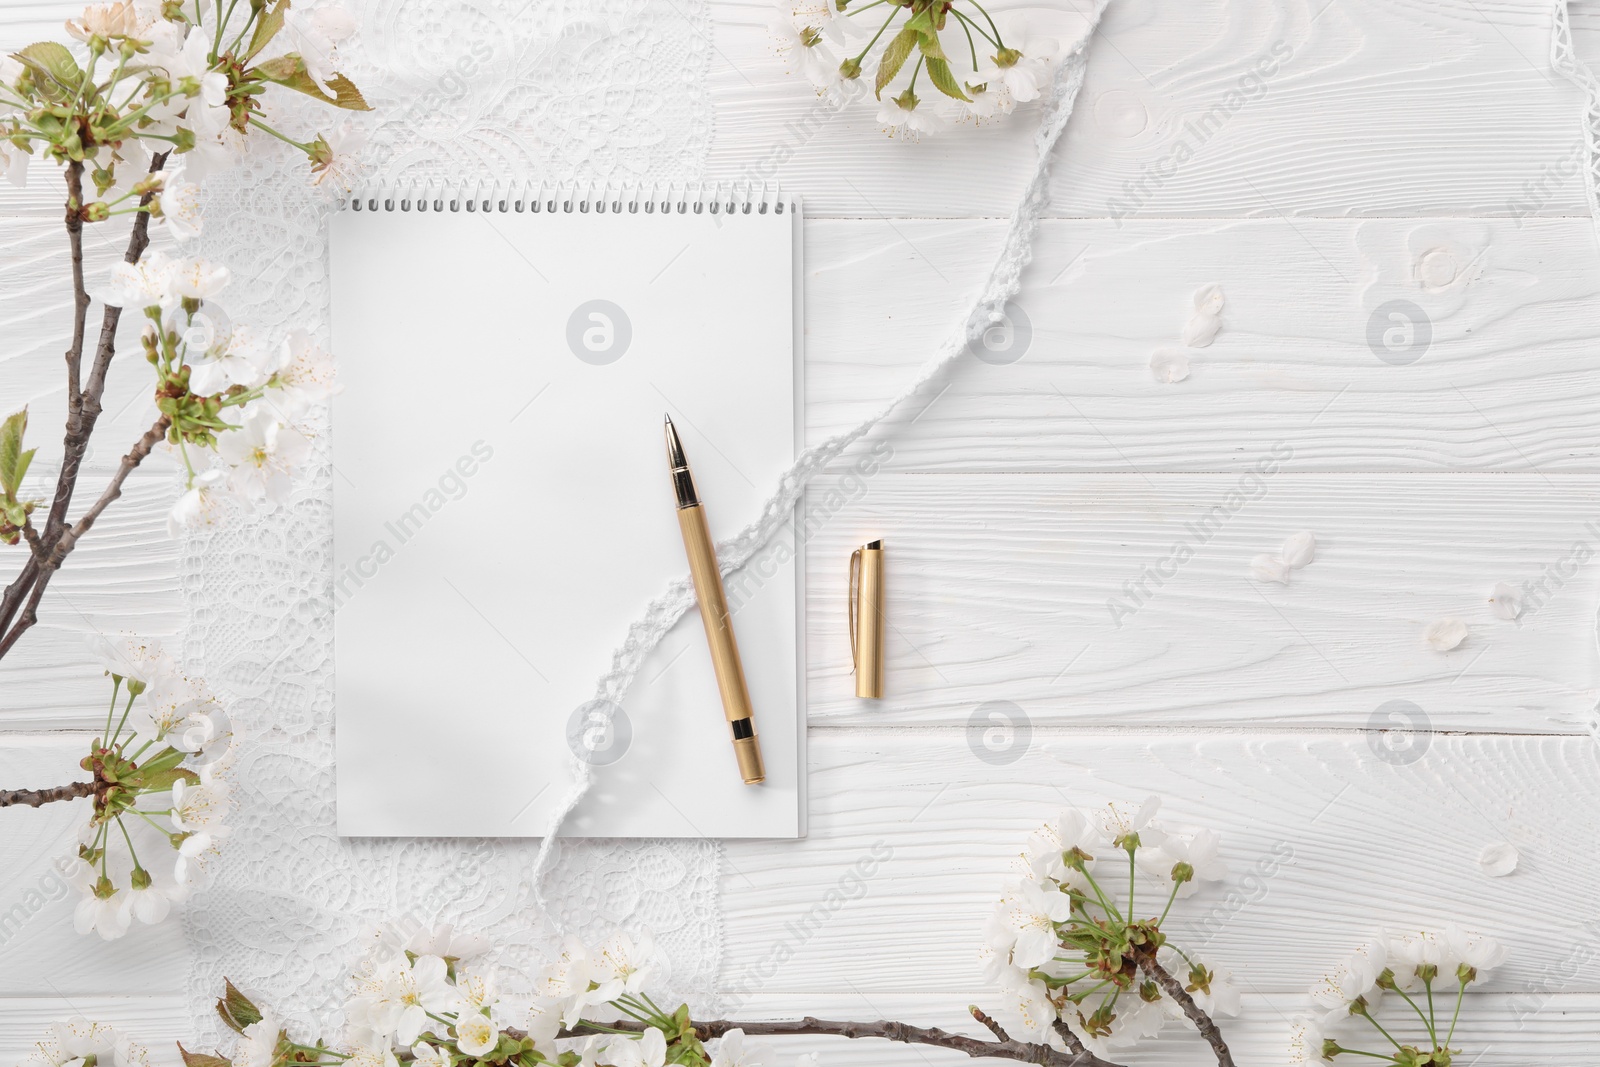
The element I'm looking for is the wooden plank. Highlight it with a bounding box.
[714,992,1600,1066]
[707,0,1594,219]
[803,217,1600,471]
[721,731,1600,994]
[794,472,1600,732]
[0,735,189,995]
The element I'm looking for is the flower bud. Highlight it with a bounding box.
[839,56,862,80]
[81,201,111,222]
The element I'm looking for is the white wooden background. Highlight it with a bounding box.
[5,0,1600,1064]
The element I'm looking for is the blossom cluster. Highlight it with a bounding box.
[22,1019,152,1067]
[227,925,791,1067]
[982,797,1239,1056]
[97,247,335,534]
[67,634,233,940]
[1292,927,1507,1064]
[0,0,366,192]
[770,0,1059,139]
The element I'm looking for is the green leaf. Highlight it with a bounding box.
[13,42,81,101]
[916,27,948,62]
[924,56,969,100]
[254,54,371,111]
[177,1045,231,1067]
[139,765,199,792]
[322,72,371,111]
[874,25,918,99]
[217,979,263,1033]
[903,6,937,37]
[0,408,26,499]
[137,746,187,777]
[246,0,290,61]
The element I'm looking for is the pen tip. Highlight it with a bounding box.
[663,412,673,425]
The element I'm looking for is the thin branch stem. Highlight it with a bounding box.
[563,1017,1128,1067]
[0,781,95,808]
[1135,948,1234,1067]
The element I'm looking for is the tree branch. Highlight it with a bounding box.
[0,415,171,658]
[1135,949,1234,1067]
[566,1017,1126,1067]
[0,153,169,658]
[65,160,88,407]
[0,780,94,808]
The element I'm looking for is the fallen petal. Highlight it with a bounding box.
[1423,617,1468,651]
[1478,841,1518,878]
[1150,348,1190,383]
[1251,554,1291,585]
[1193,283,1225,315]
[1182,311,1222,348]
[1281,530,1316,570]
[1489,581,1522,621]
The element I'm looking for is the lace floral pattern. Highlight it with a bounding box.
[180,0,717,1044]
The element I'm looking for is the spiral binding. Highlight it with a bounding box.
[337,180,793,216]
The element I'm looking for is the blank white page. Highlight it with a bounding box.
[330,195,802,839]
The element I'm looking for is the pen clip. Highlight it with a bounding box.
[848,546,862,673]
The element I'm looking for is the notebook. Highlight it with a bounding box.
[329,185,804,839]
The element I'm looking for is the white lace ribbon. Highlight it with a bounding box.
[531,0,1116,914]
[1552,0,1600,240]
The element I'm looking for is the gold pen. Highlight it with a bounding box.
[664,414,765,785]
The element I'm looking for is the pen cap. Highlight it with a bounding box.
[849,540,886,699]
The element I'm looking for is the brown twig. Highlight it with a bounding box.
[0,780,94,808]
[0,415,170,658]
[565,1017,1126,1067]
[971,1005,1012,1043]
[0,153,169,658]
[1135,947,1235,1067]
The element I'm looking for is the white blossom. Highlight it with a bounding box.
[990,879,1073,969]
[72,886,131,941]
[231,1014,281,1067]
[454,1014,499,1058]
[217,407,310,505]
[1139,826,1228,897]
[168,467,234,537]
[1444,926,1506,978]
[977,35,1055,105]
[710,1029,769,1067]
[101,250,175,310]
[188,323,269,394]
[87,633,173,689]
[170,256,231,302]
[26,1020,149,1067]
[1310,939,1387,1014]
[159,177,203,240]
[267,329,339,416]
[878,93,945,140]
[1093,795,1160,846]
[1287,1015,1328,1064]
[1023,807,1100,888]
